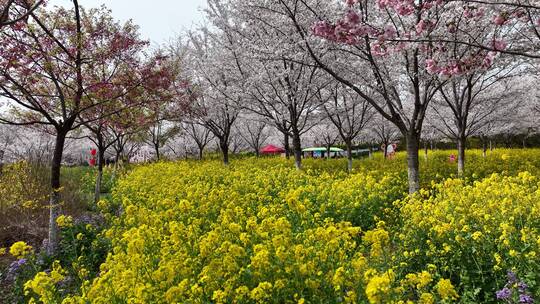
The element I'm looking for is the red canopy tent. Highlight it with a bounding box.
[260,144,286,155]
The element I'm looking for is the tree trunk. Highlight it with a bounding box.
[345,140,353,172]
[326,145,331,160]
[220,140,229,165]
[406,132,420,194]
[292,132,302,170]
[0,149,4,175]
[489,140,493,151]
[255,149,260,157]
[47,130,67,255]
[114,150,121,165]
[198,145,204,160]
[154,142,160,161]
[482,138,487,158]
[423,141,428,161]
[94,145,104,204]
[383,142,388,159]
[284,132,290,159]
[111,148,122,182]
[457,135,466,177]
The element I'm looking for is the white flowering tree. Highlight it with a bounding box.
[181,121,214,160]
[323,83,374,170]
[186,27,243,165]
[209,0,330,169]
[269,0,537,192]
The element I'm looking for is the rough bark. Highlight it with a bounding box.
[154,142,160,161]
[326,145,331,160]
[0,149,4,175]
[284,132,290,159]
[406,132,421,194]
[94,144,105,204]
[220,139,229,165]
[198,146,204,160]
[47,129,67,255]
[457,135,466,177]
[292,132,302,170]
[345,139,353,172]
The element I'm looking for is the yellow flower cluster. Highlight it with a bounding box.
[66,159,408,303]
[34,152,540,303]
[9,241,33,259]
[56,214,74,228]
[393,172,540,302]
[24,261,66,304]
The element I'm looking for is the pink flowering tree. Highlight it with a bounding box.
[0,0,42,28]
[0,1,155,254]
[76,10,152,204]
[452,0,539,59]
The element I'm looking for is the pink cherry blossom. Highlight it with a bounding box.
[425,59,440,74]
[493,14,506,26]
[492,39,507,51]
[346,10,360,25]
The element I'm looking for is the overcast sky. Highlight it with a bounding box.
[49,0,208,45]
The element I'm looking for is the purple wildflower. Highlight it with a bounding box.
[5,258,28,281]
[517,281,528,293]
[507,271,517,284]
[496,287,512,300]
[519,294,534,304]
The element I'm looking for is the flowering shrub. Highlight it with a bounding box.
[496,271,534,303]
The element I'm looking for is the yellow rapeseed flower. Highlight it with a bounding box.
[56,215,74,228]
[9,241,33,259]
[435,279,458,300]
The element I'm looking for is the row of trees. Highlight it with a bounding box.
[0,1,192,254]
[175,0,538,193]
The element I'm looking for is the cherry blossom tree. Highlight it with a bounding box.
[76,14,150,203]
[269,0,527,192]
[323,83,374,170]
[243,57,327,169]
[237,117,271,157]
[310,122,340,159]
[0,0,42,29]
[0,2,155,254]
[185,24,244,165]
[449,1,540,59]
[202,0,330,169]
[182,121,213,160]
[0,124,16,174]
[431,66,523,175]
[370,114,401,159]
